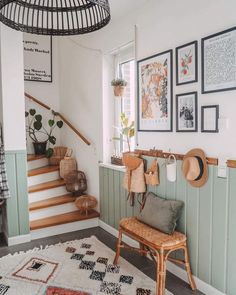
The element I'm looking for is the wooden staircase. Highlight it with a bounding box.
[27,155,99,239]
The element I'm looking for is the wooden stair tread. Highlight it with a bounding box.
[29,179,65,193]
[28,165,59,177]
[29,194,76,211]
[30,210,100,230]
[27,154,46,162]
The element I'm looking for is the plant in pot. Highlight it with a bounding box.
[25,108,63,157]
[111,78,127,97]
[112,112,135,165]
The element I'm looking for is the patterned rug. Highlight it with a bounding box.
[0,236,173,295]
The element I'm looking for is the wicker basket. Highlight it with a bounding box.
[49,146,68,166]
[60,156,77,179]
[75,195,97,215]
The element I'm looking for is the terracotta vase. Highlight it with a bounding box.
[113,85,125,97]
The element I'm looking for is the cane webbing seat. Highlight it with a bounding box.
[120,217,186,248]
[114,217,196,295]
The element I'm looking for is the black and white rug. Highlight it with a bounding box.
[0,236,173,295]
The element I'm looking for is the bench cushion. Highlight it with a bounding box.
[120,217,186,248]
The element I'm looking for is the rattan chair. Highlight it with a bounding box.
[113,217,196,295]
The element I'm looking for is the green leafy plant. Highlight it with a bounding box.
[113,112,135,152]
[111,78,127,87]
[25,108,63,157]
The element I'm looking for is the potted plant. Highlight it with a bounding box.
[111,78,127,97]
[111,113,135,165]
[25,108,63,157]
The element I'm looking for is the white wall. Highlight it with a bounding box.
[58,37,103,198]
[67,0,236,160]
[0,24,26,151]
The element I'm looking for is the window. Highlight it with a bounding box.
[114,58,135,155]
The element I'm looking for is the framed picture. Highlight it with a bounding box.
[176,92,198,132]
[202,26,236,93]
[23,34,52,82]
[201,105,219,133]
[137,50,173,132]
[176,41,198,85]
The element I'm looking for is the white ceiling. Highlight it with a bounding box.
[109,0,150,20]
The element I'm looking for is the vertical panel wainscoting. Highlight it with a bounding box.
[3,150,30,245]
[99,156,236,295]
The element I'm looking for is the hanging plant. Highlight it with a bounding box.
[111,78,127,97]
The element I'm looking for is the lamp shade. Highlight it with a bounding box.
[0,0,110,36]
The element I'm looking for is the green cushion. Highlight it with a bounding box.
[137,192,184,235]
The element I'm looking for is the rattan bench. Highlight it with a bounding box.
[113,217,196,295]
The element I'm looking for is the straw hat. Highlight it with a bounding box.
[182,148,208,188]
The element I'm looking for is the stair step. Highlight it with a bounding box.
[27,154,46,162]
[28,179,65,193]
[30,210,100,230]
[28,165,59,177]
[29,194,76,211]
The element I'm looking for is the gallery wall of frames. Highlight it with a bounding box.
[137,26,236,134]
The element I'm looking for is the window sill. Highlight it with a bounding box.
[99,162,126,172]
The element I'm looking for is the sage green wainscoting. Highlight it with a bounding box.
[99,156,236,295]
[2,150,30,238]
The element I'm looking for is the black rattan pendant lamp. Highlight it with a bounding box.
[0,0,110,36]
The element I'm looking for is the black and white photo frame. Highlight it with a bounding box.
[201,105,219,133]
[176,41,198,85]
[176,92,198,132]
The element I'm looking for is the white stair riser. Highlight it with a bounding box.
[28,171,60,186]
[28,158,49,170]
[30,218,99,240]
[29,186,68,203]
[29,203,78,221]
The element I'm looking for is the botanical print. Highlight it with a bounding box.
[176,93,197,132]
[202,28,236,93]
[138,50,172,131]
[176,42,197,85]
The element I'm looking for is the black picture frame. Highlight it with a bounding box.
[176,91,198,132]
[202,26,236,94]
[201,105,219,133]
[176,41,198,85]
[24,36,53,83]
[137,49,173,132]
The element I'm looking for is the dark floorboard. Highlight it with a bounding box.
[0,228,204,295]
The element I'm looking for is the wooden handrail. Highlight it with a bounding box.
[25,92,91,146]
[135,149,236,169]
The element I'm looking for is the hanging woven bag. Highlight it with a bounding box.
[59,149,77,179]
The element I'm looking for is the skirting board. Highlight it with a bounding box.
[99,220,226,295]
[31,218,99,240]
[3,230,31,246]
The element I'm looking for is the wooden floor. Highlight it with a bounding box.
[0,227,204,295]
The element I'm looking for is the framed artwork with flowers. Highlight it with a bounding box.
[137,49,173,132]
[176,41,198,85]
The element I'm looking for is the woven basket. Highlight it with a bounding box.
[49,146,68,166]
[60,156,77,179]
[75,195,97,215]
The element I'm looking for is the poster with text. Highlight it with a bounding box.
[202,27,236,93]
[138,50,173,132]
[24,34,52,82]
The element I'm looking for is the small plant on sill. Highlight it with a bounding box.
[113,112,135,153]
[25,108,63,157]
[111,78,128,97]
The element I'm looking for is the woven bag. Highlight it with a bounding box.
[60,150,77,179]
[144,159,160,186]
[49,146,68,166]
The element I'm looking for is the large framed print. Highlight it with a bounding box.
[176,92,198,132]
[138,50,173,132]
[176,41,198,85]
[24,34,52,82]
[202,27,236,93]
